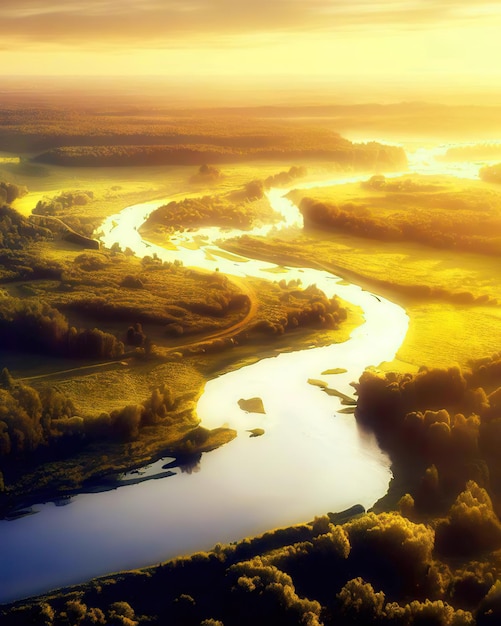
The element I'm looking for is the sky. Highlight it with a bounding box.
[2,1,501,101]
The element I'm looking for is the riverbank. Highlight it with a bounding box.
[0,248,403,604]
[0,423,236,520]
[0,504,367,617]
[0,166,409,604]
[0,306,363,520]
[222,229,501,371]
[0,167,369,518]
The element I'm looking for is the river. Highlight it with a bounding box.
[0,142,492,604]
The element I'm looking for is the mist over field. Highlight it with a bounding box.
[4,74,501,141]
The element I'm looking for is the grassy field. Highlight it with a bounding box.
[223,175,501,371]
[5,159,320,223]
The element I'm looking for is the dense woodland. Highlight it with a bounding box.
[0,298,124,359]
[32,142,407,169]
[298,175,501,256]
[143,179,275,232]
[249,279,348,338]
[144,166,308,234]
[0,182,28,206]
[355,355,501,515]
[0,106,406,171]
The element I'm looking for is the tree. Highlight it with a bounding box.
[345,512,435,596]
[244,180,264,200]
[0,367,15,389]
[477,580,501,625]
[0,181,28,204]
[337,577,385,624]
[435,481,501,556]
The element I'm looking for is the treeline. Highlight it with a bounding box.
[33,145,244,167]
[0,181,28,205]
[300,177,501,256]
[189,164,225,183]
[0,204,51,251]
[1,108,349,153]
[360,174,444,193]
[440,144,501,162]
[0,297,124,360]
[4,490,501,625]
[480,163,501,185]
[0,104,405,171]
[35,190,94,212]
[354,353,501,519]
[144,181,274,232]
[0,371,178,472]
[263,165,308,188]
[0,371,76,462]
[251,281,348,337]
[32,142,407,169]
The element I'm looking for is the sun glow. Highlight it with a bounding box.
[0,0,500,103]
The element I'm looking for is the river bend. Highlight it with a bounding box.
[6,145,482,603]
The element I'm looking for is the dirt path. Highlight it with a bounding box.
[19,273,258,383]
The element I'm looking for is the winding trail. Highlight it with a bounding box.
[18,273,259,383]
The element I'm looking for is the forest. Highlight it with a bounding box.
[0,105,406,172]
[296,175,501,256]
[142,166,309,235]
[142,179,274,232]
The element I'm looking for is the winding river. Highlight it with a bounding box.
[0,143,492,604]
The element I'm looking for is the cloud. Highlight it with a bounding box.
[1,0,500,47]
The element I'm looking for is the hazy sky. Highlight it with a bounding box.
[2,1,501,98]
